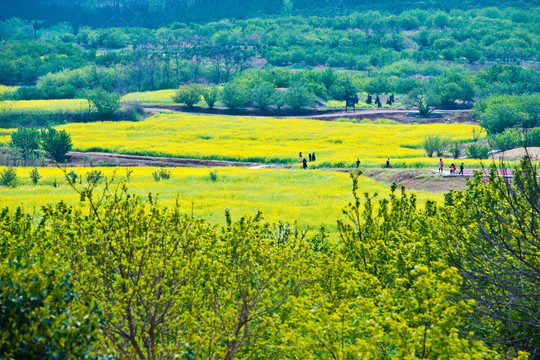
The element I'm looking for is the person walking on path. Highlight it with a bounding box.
[439,158,444,174]
[459,163,464,176]
[302,158,308,169]
[356,159,360,169]
[386,158,390,168]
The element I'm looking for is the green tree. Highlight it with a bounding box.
[441,158,540,358]
[86,88,121,117]
[423,134,446,157]
[172,84,203,108]
[202,86,220,109]
[41,127,72,162]
[251,82,276,110]
[285,82,315,110]
[405,84,440,117]
[9,127,41,161]
[329,76,358,101]
[221,82,247,109]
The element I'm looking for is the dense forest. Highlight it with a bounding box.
[0,0,533,26]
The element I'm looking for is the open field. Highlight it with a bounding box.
[51,113,483,168]
[122,89,178,105]
[0,99,89,113]
[0,166,444,231]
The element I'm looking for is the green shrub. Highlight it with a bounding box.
[525,127,540,147]
[172,84,203,108]
[449,141,461,159]
[489,129,522,151]
[86,88,122,117]
[221,82,247,109]
[152,168,171,182]
[0,167,18,187]
[29,168,41,186]
[41,128,72,162]
[202,86,220,109]
[466,144,490,159]
[286,82,315,110]
[423,134,446,157]
[9,127,41,160]
[209,170,218,182]
[86,170,104,185]
[251,83,276,110]
[65,170,79,184]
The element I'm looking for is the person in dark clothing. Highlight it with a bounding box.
[356,159,360,169]
[459,163,464,175]
[386,158,390,168]
[366,94,372,104]
[309,153,312,162]
[302,158,308,169]
[312,152,316,161]
[375,95,381,108]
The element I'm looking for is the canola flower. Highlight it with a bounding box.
[56,113,483,168]
[0,166,443,231]
[122,89,178,105]
[0,99,89,113]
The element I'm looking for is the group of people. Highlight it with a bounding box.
[299,152,316,169]
[439,158,465,175]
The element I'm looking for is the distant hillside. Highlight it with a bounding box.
[0,0,531,27]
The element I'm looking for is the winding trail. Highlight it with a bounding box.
[143,105,473,122]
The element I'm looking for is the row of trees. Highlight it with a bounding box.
[0,4,537,85]
[1,158,538,359]
[9,127,72,163]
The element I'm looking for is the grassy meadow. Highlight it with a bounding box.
[48,113,482,168]
[0,166,443,231]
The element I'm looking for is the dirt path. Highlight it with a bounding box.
[15,150,468,193]
[143,105,475,123]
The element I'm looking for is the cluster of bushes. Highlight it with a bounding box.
[8,126,72,163]
[489,127,540,151]
[1,158,538,358]
[475,94,540,134]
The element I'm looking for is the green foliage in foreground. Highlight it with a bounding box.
[0,158,538,359]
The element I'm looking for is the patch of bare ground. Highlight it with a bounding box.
[490,147,540,162]
[362,168,468,193]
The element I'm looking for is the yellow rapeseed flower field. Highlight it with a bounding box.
[0,166,443,231]
[122,89,178,104]
[56,113,482,168]
[0,99,89,113]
